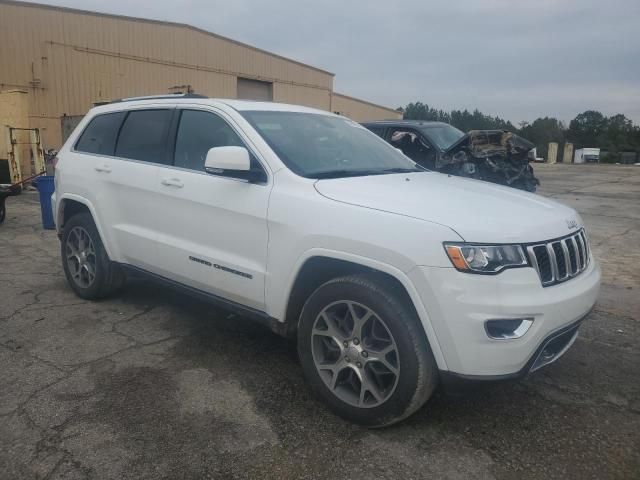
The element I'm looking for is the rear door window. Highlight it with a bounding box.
[75,112,126,155]
[115,109,173,164]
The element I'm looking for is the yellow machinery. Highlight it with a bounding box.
[3,126,45,188]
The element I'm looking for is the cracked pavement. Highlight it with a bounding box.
[1,164,639,479]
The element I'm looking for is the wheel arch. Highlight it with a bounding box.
[281,251,447,370]
[56,194,114,259]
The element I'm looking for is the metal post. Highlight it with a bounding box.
[29,128,45,175]
[5,126,22,185]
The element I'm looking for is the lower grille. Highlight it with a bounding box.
[527,229,590,287]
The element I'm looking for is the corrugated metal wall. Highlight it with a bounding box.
[0,0,399,149]
[331,93,402,122]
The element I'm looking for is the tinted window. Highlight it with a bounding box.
[174,110,245,171]
[75,112,126,155]
[366,126,386,138]
[419,124,465,150]
[115,109,172,163]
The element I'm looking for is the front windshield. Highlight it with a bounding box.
[420,124,465,150]
[241,111,422,178]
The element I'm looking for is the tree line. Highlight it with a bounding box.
[397,102,640,162]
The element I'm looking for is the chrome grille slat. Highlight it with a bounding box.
[552,241,569,280]
[571,237,582,275]
[526,229,590,287]
[566,237,574,271]
[576,233,586,267]
[560,240,572,277]
[571,236,582,271]
[546,243,559,282]
[527,245,541,278]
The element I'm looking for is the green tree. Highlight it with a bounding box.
[567,111,640,162]
[566,110,606,148]
[519,117,566,159]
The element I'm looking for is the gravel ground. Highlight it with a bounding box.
[1,164,638,479]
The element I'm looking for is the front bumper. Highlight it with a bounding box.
[408,257,600,377]
[441,314,585,387]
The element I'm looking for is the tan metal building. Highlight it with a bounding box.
[0,0,401,155]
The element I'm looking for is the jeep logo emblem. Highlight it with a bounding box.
[566,219,579,230]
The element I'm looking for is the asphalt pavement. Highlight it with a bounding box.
[1,164,638,479]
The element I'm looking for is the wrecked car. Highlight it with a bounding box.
[362,121,540,192]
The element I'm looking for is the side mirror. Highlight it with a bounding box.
[205,146,250,172]
[204,146,265,182]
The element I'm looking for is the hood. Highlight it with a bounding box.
[443,130,535,158]
[314,172,581,243]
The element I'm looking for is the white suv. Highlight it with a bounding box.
[53,95,600,426]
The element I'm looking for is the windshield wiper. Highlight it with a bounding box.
[312,167,425,179]
[312,169,389,179]
[378,167,425,174]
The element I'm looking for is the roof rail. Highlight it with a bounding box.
[110,93,208,103]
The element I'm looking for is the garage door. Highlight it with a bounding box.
[237,78,273,101]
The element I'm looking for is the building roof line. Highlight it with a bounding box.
[332,92,400,115]
[1,0,335,77]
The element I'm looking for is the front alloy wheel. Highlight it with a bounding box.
[312,301,400,408]
[298,274,438,427]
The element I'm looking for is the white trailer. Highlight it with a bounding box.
[574,148,600,164]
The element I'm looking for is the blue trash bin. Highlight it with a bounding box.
[34,175,56,230]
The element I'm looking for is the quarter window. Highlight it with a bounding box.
[115,109,172,164]
[173,110,246,171]
[75,112,126,155]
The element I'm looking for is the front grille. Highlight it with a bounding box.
[527,229,590,287]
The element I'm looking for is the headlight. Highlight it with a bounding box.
[444,243,528,274]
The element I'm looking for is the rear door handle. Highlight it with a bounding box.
[161,178,184,188]
[94,164,111,173]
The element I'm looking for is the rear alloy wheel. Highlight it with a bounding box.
[65,226,97,289]
[298,274,438,427]
[61,212,125,299]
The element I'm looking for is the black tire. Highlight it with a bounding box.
[297,273,438,427]
[0,201,5,224]
[61,212,125,299]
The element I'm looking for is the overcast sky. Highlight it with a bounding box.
[33,0,640,124]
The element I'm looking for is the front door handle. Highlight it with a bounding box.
[94,164,111,173]
[161,178,184,188]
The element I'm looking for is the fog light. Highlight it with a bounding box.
[485,318,534,340]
